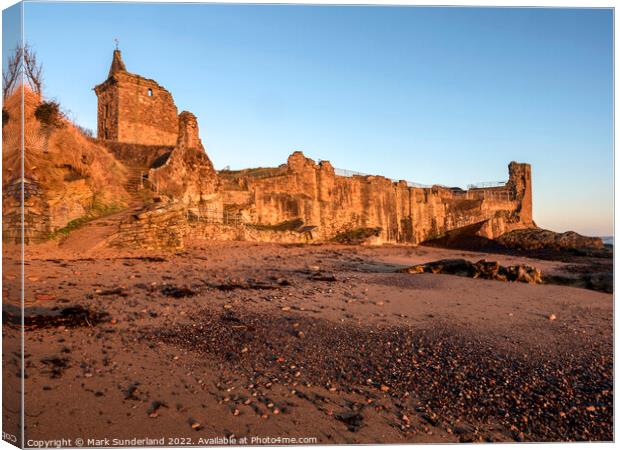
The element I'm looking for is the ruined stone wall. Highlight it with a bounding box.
[110,146,533,249]
[224,152,533,245]
[101,141,174,170]
[95,81,119,141]
[96,72,178,146]
[111,202,188,250]
[110,202,312,250]
[148,112,221,205]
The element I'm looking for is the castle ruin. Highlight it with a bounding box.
[2,49,535,248]
[94,50,178,146]
[97,48,535,249]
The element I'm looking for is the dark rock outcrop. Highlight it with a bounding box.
[497,228,603,251]
[399,258,542,284]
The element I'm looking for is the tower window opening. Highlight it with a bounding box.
[147,88,153,97]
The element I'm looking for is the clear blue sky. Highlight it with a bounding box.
[8,2,615,236]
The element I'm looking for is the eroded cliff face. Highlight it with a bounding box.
[221,151,533,245]
[2,88,130,243]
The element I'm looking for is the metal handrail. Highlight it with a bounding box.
[333,167,516,196]
[334,167,432,188]
[467,181,507,189]
[186,207,244,226]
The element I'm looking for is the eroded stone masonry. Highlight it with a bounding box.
[95,50,178,146]
[4,49,536,248]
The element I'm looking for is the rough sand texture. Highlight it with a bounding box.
[3,242,612,444]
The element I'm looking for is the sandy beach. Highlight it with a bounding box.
[1,241,612,444]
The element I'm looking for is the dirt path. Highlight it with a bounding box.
[56,204,143,255]
[56,166,150,255]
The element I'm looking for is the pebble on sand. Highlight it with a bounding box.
[188,418,203,430]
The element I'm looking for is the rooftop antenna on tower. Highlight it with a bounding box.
[114,38,119,50]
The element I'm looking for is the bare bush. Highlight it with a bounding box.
[3,45,22,99]
[3,44,44,100]
[75,125,94,138]
[23,44,43,94]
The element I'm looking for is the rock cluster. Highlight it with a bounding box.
[332,227,383,245]
[497,228,603,251]
[400,258,542,284]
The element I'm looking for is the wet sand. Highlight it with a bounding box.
[3,241,613,444]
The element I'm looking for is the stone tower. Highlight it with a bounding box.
[508,162,533,226]
[94,49,179,146]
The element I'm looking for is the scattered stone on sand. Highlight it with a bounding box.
[161,285,196,298]
[334,411,364,432]
[124,256,167,263]
[40,356,70,378]
[148,308,612,441]
[147,400,167,418]
[124,382,140,400]
[399,259,542,284]
[97,287,128,297]
[309,272,337,282]
[208,278,281,291]
[188,418,203,430]
[12,242,612,443]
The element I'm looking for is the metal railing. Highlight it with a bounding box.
[462,190,514,201]
[467,181,507,189]
[405,181,434,189]
[334,167,369,178]
[219,167,285,180]
[334,167,432,188]
[186,207,244,226]
[334,167,511,194]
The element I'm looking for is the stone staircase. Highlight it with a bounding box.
[124,165,148,200]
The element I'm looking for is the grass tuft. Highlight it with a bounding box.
[332,227,382,245]
[48,201,122,239]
